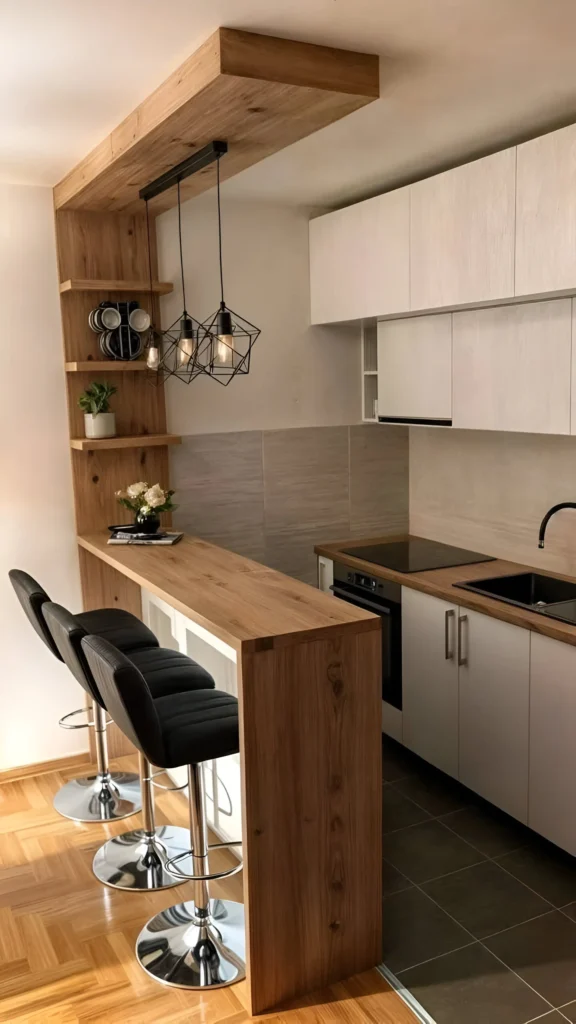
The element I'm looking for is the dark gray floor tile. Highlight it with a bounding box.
[383,819,485,884]
[394,768,471,817]
[441,803,532,858]
[558,1000,576,1021]
[382,784,431,834]
[537,1013,575,1022]
[382,858,413,897]
[422,860,551,939]
[382,736,421,783]
[484,910,576,1008]
[398,943,550,1024]
[382,887,471,974]
[497,841,576,908]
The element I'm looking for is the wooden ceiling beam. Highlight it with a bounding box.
[54,28,379,214]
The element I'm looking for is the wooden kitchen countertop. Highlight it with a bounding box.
[79,532,379,653]
[315,534,576,648]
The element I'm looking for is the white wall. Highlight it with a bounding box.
[0,183,85,771]
[156,195,360,435]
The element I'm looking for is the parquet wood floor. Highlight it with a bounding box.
[0,756,415,1023]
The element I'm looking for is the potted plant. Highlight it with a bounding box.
[115,481,177,534]
[78,382,118,439]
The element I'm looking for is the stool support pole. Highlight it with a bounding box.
[139,753,156,837]
[92,700,110,778]
[187,763,210,914]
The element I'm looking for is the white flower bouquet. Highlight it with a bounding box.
[115,481,177,526]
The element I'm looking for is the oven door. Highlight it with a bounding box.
[330,582,402,710]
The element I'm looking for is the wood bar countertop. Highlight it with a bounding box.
[316,533,576,648]
[78,532,379,653]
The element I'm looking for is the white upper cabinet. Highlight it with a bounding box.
[410,149,516,311]
[516,124,576,296]
[377,313,452,422]
[309,188,409,324]
[452,299,572,434]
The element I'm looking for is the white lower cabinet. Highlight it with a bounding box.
[402,587,459,777]
[317,555,334,593]
[402,590,531,822]
[529,633,576,855]
[458,610,530,822]
[141,588,242,851]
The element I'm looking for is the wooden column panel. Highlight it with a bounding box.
[240,628,382,1014]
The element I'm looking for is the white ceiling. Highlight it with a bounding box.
[3,0,576,208]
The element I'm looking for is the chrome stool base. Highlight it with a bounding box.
[53,772,141,823]
[93,826,191,890]
[136,899,245,989]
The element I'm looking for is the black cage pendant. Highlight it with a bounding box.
[195,152,260,386]
[144,180,207,385]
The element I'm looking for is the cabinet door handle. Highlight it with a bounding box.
[458,614,468,666]
[444,609,455,660]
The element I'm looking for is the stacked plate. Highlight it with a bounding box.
[88,301,151,361]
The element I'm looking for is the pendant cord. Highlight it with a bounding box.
[217,154,225,306]
[177,179,187,313]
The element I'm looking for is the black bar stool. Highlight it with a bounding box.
[9,569,159,822]
[82,634,245,990]
[43,602,216,891]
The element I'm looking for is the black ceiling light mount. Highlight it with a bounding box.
[195,151,261,385]
[141,140,260,386]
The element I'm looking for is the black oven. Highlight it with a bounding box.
[331,561,402,710]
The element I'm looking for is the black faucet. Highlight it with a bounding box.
[538,503,576,548]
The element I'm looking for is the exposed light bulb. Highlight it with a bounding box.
[146,345,160,370]
[216,305,234,367]
[178,316,195,367]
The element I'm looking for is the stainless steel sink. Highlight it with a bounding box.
[454,572,576,624]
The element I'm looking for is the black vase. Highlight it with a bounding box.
[135,514,160,535]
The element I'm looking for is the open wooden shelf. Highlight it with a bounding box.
[65,361,149,372]
[70,433,181,452]
[60,278,173,295]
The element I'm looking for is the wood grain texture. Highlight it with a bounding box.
[65,361,149,372]
[240,629,382,1013]
[60,279,172,294]
[452,299,572,434]
[71,447,170,534]
[78,532,379,653]
[409,148,516,310]
[70,434,181,451]
[0,754,412,1022]
[377,314,452,421]
[54,28,379,214]
[515,123,576,296]
[0,752,91,784]
[315,532,576,649]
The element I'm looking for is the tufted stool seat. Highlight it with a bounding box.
[82,634,245,991]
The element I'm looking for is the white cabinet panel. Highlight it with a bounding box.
[402,587,459,778]
[377,314,452,422]
[309,188,410,324]
[516,124,576,296]
[410,149,515,310]
[529,633,576,855]
[452,300,572,434]
[459,610,530,822]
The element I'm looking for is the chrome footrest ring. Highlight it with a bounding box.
[165,841,243,882]
[58,707,93,730]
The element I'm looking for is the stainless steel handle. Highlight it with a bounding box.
[458,614,468,667]
[444,609,455,660]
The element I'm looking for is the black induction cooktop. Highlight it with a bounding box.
[341,536,496,574]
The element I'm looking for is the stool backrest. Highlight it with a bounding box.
[81,635,165,765]
[8,570,62,661]
[42,603,102,705]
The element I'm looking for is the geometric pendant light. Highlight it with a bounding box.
[141,139,260,386]
[194,152,261,386]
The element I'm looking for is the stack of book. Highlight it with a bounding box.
[108,526,183,546]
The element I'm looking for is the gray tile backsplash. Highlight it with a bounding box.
[171,424,408,584]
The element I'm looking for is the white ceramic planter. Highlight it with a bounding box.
[84,412,116,439]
